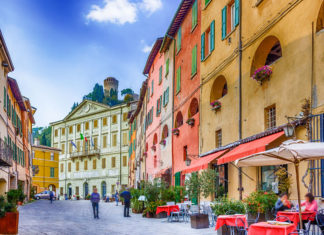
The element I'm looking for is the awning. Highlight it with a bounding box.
[155,168,171,178]
[217,131,284,165]
[182,150,227,174]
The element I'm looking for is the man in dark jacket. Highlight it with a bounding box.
[49,190,54,204]
[120,188,132,217]
[90,188,100,219]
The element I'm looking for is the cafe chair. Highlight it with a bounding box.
[247,211,260,225]
[288,230,307,235]
[316,209,324,233]
[275,215,292,223]
[235,217,248,235]
[170,208,180,222]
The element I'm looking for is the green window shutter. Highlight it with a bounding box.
[210,20,215,51]
[176,67,181,94]
[166,59,169,75]
[3,87,6,110]
[159,66,162,84]
[163,91,165,106]
[205,0,211,5]
[151,80,154,95]
[201,33,205,61]
[175,172,181,186]
[160,95,162,112]
[235,0,239,26]
[177,27,181,53]
[222,6,227,40]
[166,87,169,105]
[156,99,159,116]
[6,95,9,113]
[192,45,197,75]
[192,0,198,29]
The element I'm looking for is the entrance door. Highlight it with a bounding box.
[68,186,72,198]
[84,183,89,197]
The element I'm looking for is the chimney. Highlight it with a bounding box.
[34,138,40,146]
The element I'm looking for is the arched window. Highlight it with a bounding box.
[153,133,158,145]
[162,125,169,140]
[83,182,88,198]
[210,75,228,103]
[250,36,282,76]
[316,2,324,33]
[188,98,199,118]
[175,112,183,128]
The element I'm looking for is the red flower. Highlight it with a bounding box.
[264,192,268,195]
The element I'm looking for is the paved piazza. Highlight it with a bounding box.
[19,200,215,235]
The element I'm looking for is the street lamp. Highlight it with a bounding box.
[283,114,304,139]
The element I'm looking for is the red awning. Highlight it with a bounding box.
[217,131,284,165]
[182,150,227,174]
[155,168,171,178]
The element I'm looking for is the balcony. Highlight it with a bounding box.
[0,139,13,167]
[70,148,100,159]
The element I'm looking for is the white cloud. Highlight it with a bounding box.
[86,0,137,25]
[142,44,153,53]
[139,0,162,15]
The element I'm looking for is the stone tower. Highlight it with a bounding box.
[104,77,119,98]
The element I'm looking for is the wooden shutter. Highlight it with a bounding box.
[210,20,215,51]
[192,0,198,29]
[160,95,162,112]
[176,66,181,93]
[159,66,162,84]
[166,58,169,75]
[201,33,205,61]
[192,45,197,75]
[3,87,6,110]
[177,27,181,52]
[222,6,227,40]
[235,0,239,26]
[151,80,154,95]
[166,87,169,105]
[175,172,181,186]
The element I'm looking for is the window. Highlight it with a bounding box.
[3,87,6,111]
[191,45,197,76]
[183,146,188,161]
[55,129,58,137]
[69,142,72,153]
[69,126,73,134]
[61,143,65,154]
[111,184,116,193]
[201,21,215,61]
[316,2,324,32]
[102,158,106,169]
[112,157,116,168]
[210,75,228,102]
[215,165,228,198]
[176,66,181,94]
[205,0,211,6]
[68,162,71,172]
[122,132,128,146]
[151,80,154,96]
[85,122,89,130]
[156,96,162,116]
[192,0,198,29]
[112,115,117,124]
[230,3,236,31]
[93,120,98,128]
[265,105,276,130]
[175,112,183,128]
[60,187,63,195]
[94,137,98,148]
[61,128,65,135]
[93,159,97,170]
[188,98,199,118]
[112,133,117,147]
[216,129,222,148]
[103,117,107,126]
[176,27,182,53]
[77,124,81,132]
[221,0,239,40]
[77,141,80,151]
[50,167,54,177]
[165,59,169,76]
[76,161,79,171]
[123,113,128,122]
[60,163,64,173]
[84,160,88,170]
[103,135,107,148]
[162,125,169,140]
[163,87,169,107]
[159,66,163,84]
[261,166,281,193]
[123,156,127,167]
[50,153,54,160]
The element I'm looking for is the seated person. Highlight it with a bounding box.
[275,193,292,212]
[301,192,317,212]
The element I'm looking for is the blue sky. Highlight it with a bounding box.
[0,0,179,126]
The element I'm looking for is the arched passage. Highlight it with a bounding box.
[210,75,228,103]
[188,98,199,118]
[175,112,183,128]
[153,133,158,145]
[316,2,324,32]
[250,36,282,76]
[83,182,89,198]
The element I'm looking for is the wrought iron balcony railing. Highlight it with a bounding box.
[0,138,13,167]
[70,148,100,158]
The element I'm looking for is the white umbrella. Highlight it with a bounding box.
[235,140,324,229]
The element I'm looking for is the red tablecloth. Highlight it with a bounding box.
[248,222,296,235]
[277,211,315,227]
[156,205,179,216]
[215,215,247,230]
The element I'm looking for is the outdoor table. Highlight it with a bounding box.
[277,211,315,227]
[215,215,247,231]
[248,222,296,235]
[156,205,179,216]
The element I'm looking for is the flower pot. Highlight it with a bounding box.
[0,212,19,234]
[186,118,195,126]
[212,105,221,111]
[190,214,209,229]
[17,201,23,206]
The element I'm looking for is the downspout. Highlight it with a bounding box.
[144,74,149,181]
[310,22,314,115]
[119,108,122,186]
[238,0,243,200]
[166,34,176,186]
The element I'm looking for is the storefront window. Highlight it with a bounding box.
[261,165,286,193]
[214,164,228,198]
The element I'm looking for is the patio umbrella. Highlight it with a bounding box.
[235,139,324,229]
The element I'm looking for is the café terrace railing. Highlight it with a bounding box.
[0,138,13,167]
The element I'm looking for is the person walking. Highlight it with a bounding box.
[49,190,54,204]
[115,190,119,206]
[120,188,132,217]
[90,188,100,219]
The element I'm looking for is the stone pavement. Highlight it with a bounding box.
[18,200,216,235]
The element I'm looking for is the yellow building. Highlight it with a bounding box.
[32,144,60,194]
[197,0,324,201]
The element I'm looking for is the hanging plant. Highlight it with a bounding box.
[186,118,195,126]
[210,100,221,111]
[172,128,180,136]
[252,65,272,84]
[151,145,156,151]
[159,139,166,146]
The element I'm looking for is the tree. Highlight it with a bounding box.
[121,88,134,96]
[71,102,79,112]
[32,126,51,147]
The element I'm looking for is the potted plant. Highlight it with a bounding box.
[159,139,166,146]
[252,65,272,84]
[186,118,195,126]
[210,100,221,111]
[172,128,180,136]
[76,195,80,200]
[0,191,20,234]
[185,169,217,229]
[85,194,91,200]
[151,145,156,151]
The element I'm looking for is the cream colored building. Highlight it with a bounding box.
[50,99,130,199]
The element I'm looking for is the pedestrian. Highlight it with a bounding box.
[115,190,119,206]
[49,190,54,204]
[90,187,100,219]
[120,188,132,217]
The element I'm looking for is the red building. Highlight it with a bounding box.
[160,0,201,186]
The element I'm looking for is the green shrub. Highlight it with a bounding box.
[212,197,246,216]
[244,190,277,214]
[7,189,24,204]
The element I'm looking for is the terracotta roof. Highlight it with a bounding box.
[7,77,26,111]
[0,30,14,71]
[23,96,36,124]
[143,38,163,75]
[32,145,61,152]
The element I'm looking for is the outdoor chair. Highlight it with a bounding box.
[316,209,324,233]
[188,205,199,215]
[170,208,181,222]
[275,215,292,223]
[166,201,175,205]
[288,220,312,235]
[247,211,260,225]
[271,207,277,220]
[205,206,217,227]
[235,217,248,235]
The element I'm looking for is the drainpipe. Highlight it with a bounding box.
[144,74,149,181]
[165,34,176,186]
[119,108,122,186]
[238,0,243,200]
[310,22,314,115]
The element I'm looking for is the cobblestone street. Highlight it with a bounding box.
[18,200,215,235]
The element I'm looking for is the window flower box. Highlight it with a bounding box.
[140,157,143,162]
[159,139,166,146]
[172,128,180,136]
[210,100,221,111]
[252,65,272,84]
[186,118,195,126]
[143,152,147,157]
[151,145,156,151]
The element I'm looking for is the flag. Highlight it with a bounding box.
[80,133,84,140]
[85,137,88,142]
[90,136,94,147]
[71,141,77,149]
